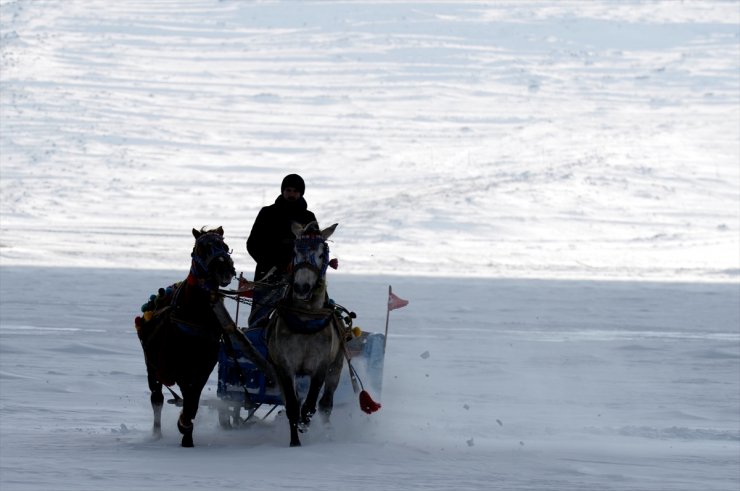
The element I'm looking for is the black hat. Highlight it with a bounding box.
[281,174,305,195]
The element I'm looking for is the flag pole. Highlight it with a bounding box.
[384,285,391,352]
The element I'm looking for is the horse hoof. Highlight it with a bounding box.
[290,440,301,447]
[177,416,193,435]
[181,436,194,448]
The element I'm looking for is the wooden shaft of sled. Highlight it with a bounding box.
[212,301,275,380]
[383,285,391,352]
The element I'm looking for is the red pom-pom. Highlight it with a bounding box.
[359,390,381,414]
[328,258,339,270]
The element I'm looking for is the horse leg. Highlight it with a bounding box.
[177,380,205,448]
[177,390,195,448]
[317,353,344,423]
[151,390,164,438]
[300,371,327,427]
[177,412,194,448]
[274,366,302,447]
[147,363,164,439]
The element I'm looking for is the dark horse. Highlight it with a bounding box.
[266,221,345,447]
[136,227,268,447]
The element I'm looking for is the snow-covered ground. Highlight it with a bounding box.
[1,268,738,490]
[1,1,738,490]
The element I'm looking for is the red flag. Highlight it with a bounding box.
[388,291,409,311]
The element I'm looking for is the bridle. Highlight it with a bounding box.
[189,233,235,284]
[168,231,235,338]
[290,233,330,283]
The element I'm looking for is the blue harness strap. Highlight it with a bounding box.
[277,306,334,334]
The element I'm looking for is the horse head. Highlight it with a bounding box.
[190,226,236,288]
[290,221,337,302]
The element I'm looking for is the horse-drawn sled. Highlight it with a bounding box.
[214,299,386,428]
[135,222,398,447]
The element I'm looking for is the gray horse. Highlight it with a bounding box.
[266,221,344,447]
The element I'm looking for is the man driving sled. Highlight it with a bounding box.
[245,173,318,328]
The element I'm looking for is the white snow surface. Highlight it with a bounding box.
[1,1,739,490]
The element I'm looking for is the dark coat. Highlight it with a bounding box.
[246,195,317,281]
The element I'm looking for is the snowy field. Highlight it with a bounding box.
[1,1,739,490]
[1,267,739,491]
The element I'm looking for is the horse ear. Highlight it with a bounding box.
[291,221,304,238]
[321,223,338,240]
[192,228,201,239]
[215,226,224,236]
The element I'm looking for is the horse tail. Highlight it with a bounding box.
[136,307,178,387]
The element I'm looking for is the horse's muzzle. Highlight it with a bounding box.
[292,281,312,299]
[210,256,235,287]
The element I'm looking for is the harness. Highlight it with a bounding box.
[155,281,219,340]
[275,304,335,334]
[171,316,223,341]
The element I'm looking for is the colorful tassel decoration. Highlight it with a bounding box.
[359,390,381,414]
